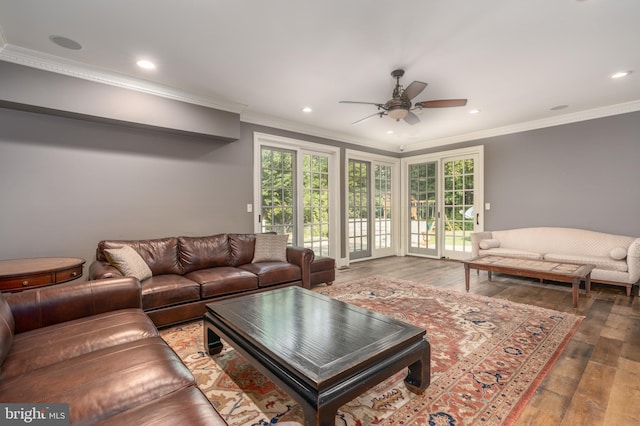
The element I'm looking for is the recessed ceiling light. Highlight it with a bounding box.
[136,59,156,70]
[550,105,569,111]
[49,35,82,50]
[469,109,481,114]
[302,107,313,113]
[386,130,394,134]
[611,71,631,79]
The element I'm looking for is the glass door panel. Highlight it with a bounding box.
[374,164,392,251]
[408,162,438,256]
[348,159,370,259]
[442,156,477,259]
[302,153,330,256]
[260,147,295,239]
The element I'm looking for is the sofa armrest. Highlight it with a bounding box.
[286,246,315,289]
[470,231,493,257]
[627,238,640,283]
[89,260,124,280]
[5,277,142,334]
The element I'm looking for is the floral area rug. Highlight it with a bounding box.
[160,276,583,425]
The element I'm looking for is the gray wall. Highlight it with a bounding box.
[1,86,639,274]
[408,111,640,236]
[0,107,254,268]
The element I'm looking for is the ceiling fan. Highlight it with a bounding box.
[340,69,467,125]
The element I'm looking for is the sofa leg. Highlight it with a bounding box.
[326,281,333,286]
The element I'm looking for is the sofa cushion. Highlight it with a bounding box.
[178,234,230,274]
[99,237,182,275]
[0,295,15,368]
[228,234,256,266]
[253,233,289,263]
[95,386,227,426]
[544,253,628,273]
[0,308,158,381]
[104,245,153,281]
[479,248,543,260]
[609,247,627,260]
[141,275,201,310]
[239,262,301,287]
[0,337,196,425]
[186,267,258,298]
[479,239,500,249]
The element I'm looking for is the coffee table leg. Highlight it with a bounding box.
[204,322,224,355]
[464,264,471,292]
[300,404,336,426]
[571,278,580,308]
[585,273,591,294]
[404,340,431,394]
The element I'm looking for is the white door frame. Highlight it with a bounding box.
[401,145,484,259]
[345,149,401,262]
[253,132,341,259]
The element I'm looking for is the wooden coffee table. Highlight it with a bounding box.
[204,286,430,426]
[462,255,595,308]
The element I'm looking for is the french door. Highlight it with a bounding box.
[406,147,483,260]
[255,134,339,258]
[347,153,398,261]
[348,159,370,259]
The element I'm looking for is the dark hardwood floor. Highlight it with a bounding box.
[329,256,640,425]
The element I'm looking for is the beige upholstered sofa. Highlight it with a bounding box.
[471,227,640,296]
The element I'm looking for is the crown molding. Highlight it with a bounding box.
[240,110,400,152]
[0,44,247,114]
[403,100,640,152]
[2,42,638,153]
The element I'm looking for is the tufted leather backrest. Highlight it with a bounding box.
[97,237,182,275]
[227,234,256,266]
[178,234,231,274]
[0,293,15,368]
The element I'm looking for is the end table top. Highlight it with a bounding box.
[0,257,85,278]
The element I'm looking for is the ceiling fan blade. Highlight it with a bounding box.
[352,112,384,125]
[404,81,428,100]
[339,101,385,107]
[416,99,468,108]
[403,111,420,125]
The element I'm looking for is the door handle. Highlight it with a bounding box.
[476,213,479,226]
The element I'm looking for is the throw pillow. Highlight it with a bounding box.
[252,233,289,263]
[479,239,500,249]
[609,247,627,260]
[104,245,153,281]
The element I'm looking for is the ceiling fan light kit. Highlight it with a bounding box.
[340,69,468,125]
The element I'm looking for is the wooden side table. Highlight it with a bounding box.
[0,257,85,292]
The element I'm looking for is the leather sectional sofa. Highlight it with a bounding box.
[0,277,226,425]
[89,233,315,327]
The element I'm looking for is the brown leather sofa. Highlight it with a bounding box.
[0,277,226,425]
[89,233,315,327]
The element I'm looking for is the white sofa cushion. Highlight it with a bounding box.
[609,247,627,260]
[479,239,500,249]
[544,253,628,273]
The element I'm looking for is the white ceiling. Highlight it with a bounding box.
[1,0,639,152]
